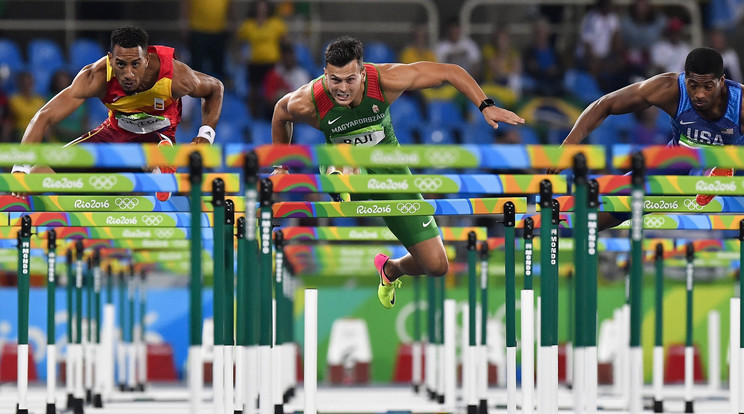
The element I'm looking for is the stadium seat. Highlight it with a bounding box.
[519,125,541,145]
[69,38,105,73]
[389,95,423,132]
[293,124,325,145]
[419,125,456,145]
[364,42,396,63]
[215,120,246,143]
[28,39,67,95]
[393,124,417,145]
[294,42,321,77]
[220,93,251,128]
[426,100,465,129]
[86,98,109,130]
[0,38,24,92]
[249,120,273,145]
[461,122,495,145]
[564,69,603,104]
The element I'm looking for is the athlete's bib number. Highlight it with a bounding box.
[329,130,385,146]
[116,112,171,134]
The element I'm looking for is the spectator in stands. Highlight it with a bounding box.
[46,70,88,143]
[399,23,437,64]
[576,0,620,79]
[435,19,481,79]
[482,27,522,98]
[237,0,288,118]
[263,42,311,110]
[633,107,667,146]
[182,0,234,81]
[708,28,742,82]
[650,17,691,74]
[4,72,45,142]
[523,18,564,97]
[620,0,667,76]
[0,85,7,143]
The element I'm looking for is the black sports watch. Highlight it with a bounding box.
[478,98,495,112]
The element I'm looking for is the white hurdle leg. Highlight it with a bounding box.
[443,299,456,410]
[304,289,317,414]
[47,344,56,409]
[213,343,224,414]
[709,311,720,392]
[259,344,272,414]
[235,346,244,413]
[585,345,598,414]
[521,290,534,414]
[730,298,740,414]
[653,344,664,413]
[17,343,29,412]
[574,346,585,414]
[225,345,234,413]
[102,303,116,399]
[506,345,516,414]
[738,347,744,414]
[685,345,694,412]
[246,345,258,414]
[629,347,643,414]
[535,297,541,414]
[189,345,203,414]
[66,343,74,406]
[413,340,422,394]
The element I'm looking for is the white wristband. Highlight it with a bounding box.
[11,164,31,174]
[197,125,216,144]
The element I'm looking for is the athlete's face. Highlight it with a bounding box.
[324,60,366,107]
[108,45,149,93]
[684,72,725,112]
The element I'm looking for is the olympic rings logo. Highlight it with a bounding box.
[425,149,459,166]
[115,197,140,210]
[683,198,705,211]
[42,149,74,164]
[155,229,174,238]
[89,176,118,190]
[141,215,164,226]
[414,177,443,192]
[644,216,666,228]
[397,202,421,214]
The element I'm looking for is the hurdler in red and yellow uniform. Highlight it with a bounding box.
[71,46,182,144]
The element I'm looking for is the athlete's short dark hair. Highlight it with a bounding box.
[685,47,724,78]
[110,26,148,52]
[324,36,364,69]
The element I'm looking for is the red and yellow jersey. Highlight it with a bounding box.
[102,45,182,137]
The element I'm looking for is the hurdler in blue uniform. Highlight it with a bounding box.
[550,47,744,230]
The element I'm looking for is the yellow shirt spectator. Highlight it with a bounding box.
[237,16,287,64]
[188,0,231,33]
[9,94,44,132]
[400,47,437,65]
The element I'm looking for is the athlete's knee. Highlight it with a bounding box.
[424,255,449,277]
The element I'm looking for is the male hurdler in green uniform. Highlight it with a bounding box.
[271,36,524,308]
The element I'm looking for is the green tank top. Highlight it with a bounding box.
[312,63,398,146]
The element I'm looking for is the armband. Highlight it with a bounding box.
[197,125,216,144]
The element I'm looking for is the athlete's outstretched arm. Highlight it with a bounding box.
[561,73,679,146]
[270,83,316,175]
[172,61,224,144]
[378,61,525,128]
[20,62,105,145]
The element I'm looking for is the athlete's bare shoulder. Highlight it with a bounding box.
[634,72,681,114]
[71,56,109,98]
[285,82,318,124]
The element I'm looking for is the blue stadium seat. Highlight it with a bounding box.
[460,122,495,145]
[69,38,105,73]
[419,125,456,144]
[216,120,246,144]
[518,125,541,145]
[0,38,24,92]
[220,93,251,128]
[249,120,273,145]
[563,69,603,104]
[294,43,321,77]
[389,95,423,132]
[293,124,325,145]
[28,39,67,95]
[86,98,109,130]
[426,100,465,129]
[364,42,396,63]
[393,124,417,144]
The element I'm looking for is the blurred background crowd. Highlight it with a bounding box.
[0,0,741,149]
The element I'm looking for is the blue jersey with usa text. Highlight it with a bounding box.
[671,72,744,147]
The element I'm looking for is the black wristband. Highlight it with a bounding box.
[478,98,495,112]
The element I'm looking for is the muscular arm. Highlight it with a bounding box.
[21,61,106,144]
[271,83,317,145]
[562,73,680,145]
[377,61,524,127]
[171,60,224,141]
